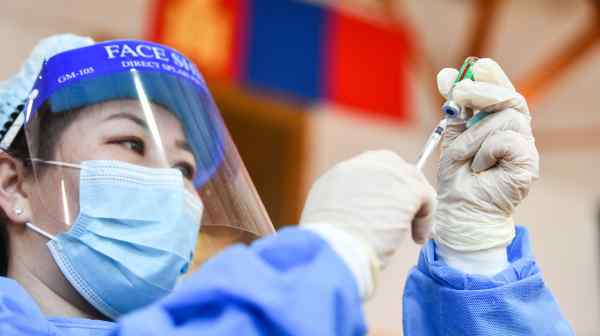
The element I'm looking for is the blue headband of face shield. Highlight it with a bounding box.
[26,40,225,188]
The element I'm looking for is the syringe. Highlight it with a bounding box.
[415,56,488,170]
[415,118,447,171]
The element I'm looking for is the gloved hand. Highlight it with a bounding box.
[300,150,436,299]
[433,58,539,275]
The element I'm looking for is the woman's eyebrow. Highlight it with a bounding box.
[175,140,194,156]
[104,112,149,131]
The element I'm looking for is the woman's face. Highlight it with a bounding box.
[25,99,198,235]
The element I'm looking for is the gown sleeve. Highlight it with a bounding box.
[109,227,367,336]
[402,226,574,335]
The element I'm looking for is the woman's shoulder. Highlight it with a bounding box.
[0,276,42,314]
[0,276,116,335]
[0,276,60,334]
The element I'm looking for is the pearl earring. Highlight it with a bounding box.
[15,208,23,216]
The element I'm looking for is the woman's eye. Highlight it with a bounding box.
[111,138,145,155]
[174,162,196,180]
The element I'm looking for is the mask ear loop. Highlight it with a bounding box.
[24,159,81,239]
[28,159,82,170]
[25,222,54,240]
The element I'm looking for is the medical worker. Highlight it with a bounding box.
[402,60,573,335]
[0,34,572,336]
[0,34,436,335]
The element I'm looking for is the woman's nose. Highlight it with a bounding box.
[145,142,172,170]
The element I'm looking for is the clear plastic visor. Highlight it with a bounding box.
[23,70,274,260]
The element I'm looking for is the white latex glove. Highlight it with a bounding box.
[433,58,539,276]
[300,150,436,299]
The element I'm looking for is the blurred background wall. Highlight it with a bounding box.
[1,0,599,334]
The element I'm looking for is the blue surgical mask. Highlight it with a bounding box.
[26,160,203,319]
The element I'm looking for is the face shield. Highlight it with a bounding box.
[23,40,274,252]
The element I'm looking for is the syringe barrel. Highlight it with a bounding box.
[416,119,447,170]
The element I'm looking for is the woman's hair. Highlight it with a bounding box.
[0,129,29,275]
[0,103,80,275]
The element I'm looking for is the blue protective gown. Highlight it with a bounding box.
[403,226,574,335]
[0,228,366,336]
[0,226,573,335]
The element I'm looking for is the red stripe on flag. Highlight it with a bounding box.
[146,0,169,42]
[148,0,245,80]
[226,0,248,82]
[325,11,414,123]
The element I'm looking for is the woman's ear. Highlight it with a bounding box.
[0,152,31,226]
